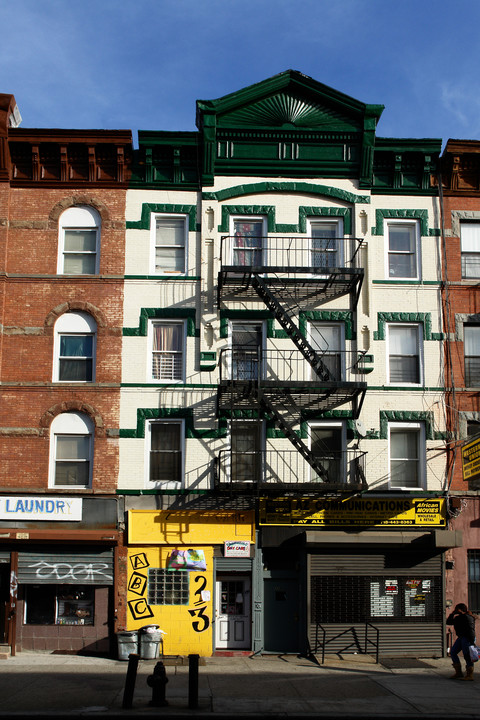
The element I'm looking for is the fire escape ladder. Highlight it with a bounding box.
[253,387,330,482]
[251,274,332,381]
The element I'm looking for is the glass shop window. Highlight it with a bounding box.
[24,585,95,625]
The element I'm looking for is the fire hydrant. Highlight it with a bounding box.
[147,661,169,707]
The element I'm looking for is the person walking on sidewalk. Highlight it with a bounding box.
[447,603,476,680]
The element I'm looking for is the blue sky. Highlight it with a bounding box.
[2,0,480,149]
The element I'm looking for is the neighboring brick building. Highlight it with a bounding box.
[120,72,457,658]
[440,140,480,624]
[0,93,132,654]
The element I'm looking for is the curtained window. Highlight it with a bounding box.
[154,216,186,273]
[152,322,184,380]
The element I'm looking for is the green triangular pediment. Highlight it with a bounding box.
[197,70,383,132]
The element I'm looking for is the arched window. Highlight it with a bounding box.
[53,312,97,382]
[58,206,101,275]
[49,412,94,488]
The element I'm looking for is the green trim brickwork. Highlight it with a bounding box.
[372,209,440,237]
[373,312,443,341]
[126,204,198,232]
[120,407,227,439]
[218,201,355,234]
[204,181,369,207]
[124,308,197,337]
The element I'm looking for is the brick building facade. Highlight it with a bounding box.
[0,93,132,654]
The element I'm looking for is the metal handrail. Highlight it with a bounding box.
[313,623,380,664]
[365,622,380,664]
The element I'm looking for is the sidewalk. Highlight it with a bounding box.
[0,651,479,718]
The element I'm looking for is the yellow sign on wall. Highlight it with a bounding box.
[462,436,480,481]
[259,497,446,527]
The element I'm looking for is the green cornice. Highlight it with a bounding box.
[204,182,369,206]
[372,209,440,236]
[217,202,356,234]
[120,408,227,439]
[123,308,197,337]
[126,204,198,231]
[373,312,443,341]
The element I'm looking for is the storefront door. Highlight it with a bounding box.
[215,575,251,649]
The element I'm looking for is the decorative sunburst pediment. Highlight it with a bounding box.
[219,92,359,131]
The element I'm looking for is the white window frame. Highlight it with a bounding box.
[307,321,345,382]
[57,206,100,275]
[148,320,186,383]
[229,216,267,267]
[49,412,93,489]
[460,223,480,279]
[145,419,184,489]
[385,219,421,280]
[308,421,346,484]
[464,325,480,387]
[53,312,97,383]
[386,323,423,386]
[388,421,426,490]
[307,218,344,270]
[150,214,188,275]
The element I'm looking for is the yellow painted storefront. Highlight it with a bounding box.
[126,509,255,657]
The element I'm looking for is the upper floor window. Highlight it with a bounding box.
[53,312,97,382]
[309,220,343,268]
[309,421,345,484]
[308,322,345,381]
[388,422,425,490]
[464,325,480,387]
[49,412,93,488]
[386,221,420,280]
[461,223,480,278]
[231,218,265,266]
[230,321,264,381]
[147,420,183,487]
[58,206,100,275]
[387,324,422,385]
[152,215,187,274]
[149,321,185,382]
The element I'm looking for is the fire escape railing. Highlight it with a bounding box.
[215,449,367,491]
[219,235,364,271]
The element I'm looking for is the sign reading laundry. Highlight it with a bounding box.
[0,496,83,521]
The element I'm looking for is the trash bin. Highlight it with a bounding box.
[117,630,138,661]
[140,625,163,660]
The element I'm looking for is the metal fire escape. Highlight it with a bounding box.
[216,234,367,494]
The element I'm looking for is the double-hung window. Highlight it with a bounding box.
[49,412,93,488]
[388,422,425,489]
[152,215,187,274]
[147,421,183,486]
[464,325,480,386]
[308,323,344,381]
[386,221,420,279]
[231,218,264,267]
[58,206,100,275]
[309,220,343,269]
[468,550,480,613]
[54,312,96,382]
[309,422,345,484]
[387,324,422,384]
[150,322,184,382]
[461,223,480,279]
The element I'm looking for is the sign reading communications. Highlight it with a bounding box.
[259,497,446,527]
[0,496,83,521]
